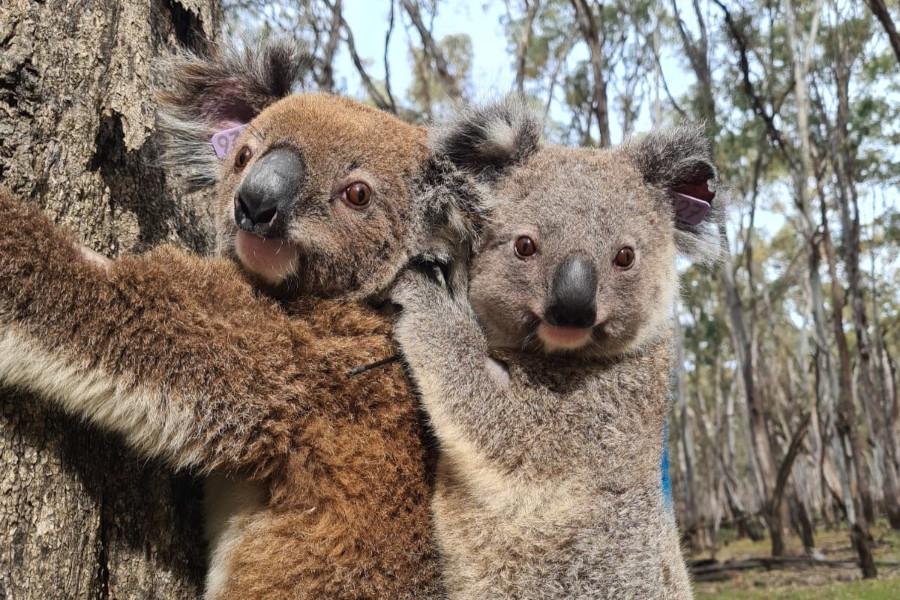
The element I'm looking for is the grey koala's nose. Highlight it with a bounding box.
[235,148,305,237]
[545,256,598,329]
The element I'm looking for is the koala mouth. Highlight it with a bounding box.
[536,322,594,352]
[234,230,300,285]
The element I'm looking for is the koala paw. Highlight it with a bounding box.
[390,262,447,309]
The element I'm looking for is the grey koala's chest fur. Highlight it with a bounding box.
[431,335,693,600]
[407,95,717,600]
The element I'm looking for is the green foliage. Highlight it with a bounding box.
[407,32,473,116]
[697,578,900,600]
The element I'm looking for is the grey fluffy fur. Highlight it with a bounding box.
[393,98,720,599]
[155,38,312,191]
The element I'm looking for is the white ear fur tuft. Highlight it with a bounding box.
[482,120,518,157]
[430,95,543,180]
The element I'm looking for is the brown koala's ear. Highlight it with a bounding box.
[430,95,542,181]
[155,38,312,191]
[627,124,725,264]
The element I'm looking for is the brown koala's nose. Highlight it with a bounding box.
[545,256,598,329]
[235,148,305,237]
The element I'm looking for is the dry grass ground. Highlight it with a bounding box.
[691,520,900,599]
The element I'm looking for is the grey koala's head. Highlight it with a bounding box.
[156,39,462,301]
[433,97,723,357]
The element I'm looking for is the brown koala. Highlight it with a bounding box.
[0,41,464,599]
[391,99,723,599]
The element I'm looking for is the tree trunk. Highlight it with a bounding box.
[0,0,220,597]
[722,223,785,556]
[819,198,879,579]
[782,0,878,575]
[512,0,539,94]
[570,0,611,147]
[674,315,701,552]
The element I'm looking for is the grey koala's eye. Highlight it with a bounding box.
[514,236,536,258]
[614,247,636,269]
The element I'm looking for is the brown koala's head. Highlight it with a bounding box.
[433,98,723,358]
[157,40,459,300]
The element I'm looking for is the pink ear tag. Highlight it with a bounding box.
[669,191,710,226]
[211,124,248,159]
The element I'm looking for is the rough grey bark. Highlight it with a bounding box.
[0,0,221,597]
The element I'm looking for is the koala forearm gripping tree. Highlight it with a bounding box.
[0,1,220,596]
[0,38,470,599]
[392,99,724,599]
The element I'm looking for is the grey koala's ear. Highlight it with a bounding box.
[627,124,725,264]
[430,95,542,181]
[155,38,312,190]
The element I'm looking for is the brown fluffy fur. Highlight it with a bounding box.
[0,190,439,598]
[0,39,451,599]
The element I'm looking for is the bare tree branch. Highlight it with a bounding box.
[318,0,343,92]
[383,0,398,113]
[771,412,812,516]
[647,23,688,120]
[712,0,795,170]
[510,0,540,94]
[670,0,715,123]
[399,0,462,99]
[865,0,900,67]
[541,33,576,123]
[323,0,394,113]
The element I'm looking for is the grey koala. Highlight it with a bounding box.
[391,99,722,600]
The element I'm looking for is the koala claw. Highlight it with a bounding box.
[78,245,112,272]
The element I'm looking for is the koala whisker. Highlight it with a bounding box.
[519,321,541,351]
[244,122,266,144]
[280,274,303,297]
[346,353,402,377]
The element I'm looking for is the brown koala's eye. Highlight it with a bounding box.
[514,236,536,258]
[344,182,372,207]
[614,247,636,269]
[235,146,252,169]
